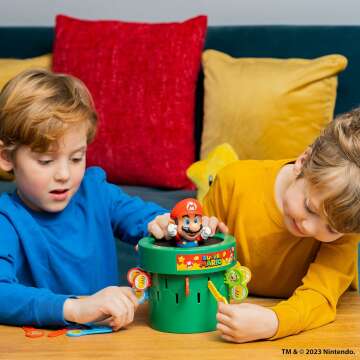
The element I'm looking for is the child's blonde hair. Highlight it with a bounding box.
[301,107,360,233]
[0,68,97,156]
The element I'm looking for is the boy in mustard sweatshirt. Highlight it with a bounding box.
[200,108,360,342]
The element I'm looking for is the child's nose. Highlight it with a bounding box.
[301,219,316,237]
[54,163,70,182]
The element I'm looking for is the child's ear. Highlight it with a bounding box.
[0,140,14,172]
[294,147,312,176]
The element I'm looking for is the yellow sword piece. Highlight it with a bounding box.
[208,280,228,304]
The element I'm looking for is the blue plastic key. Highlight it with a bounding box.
[66,326,113,337]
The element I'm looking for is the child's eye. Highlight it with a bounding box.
[38,159,53,166]
[71,157,84,163]
[304,199,316,215]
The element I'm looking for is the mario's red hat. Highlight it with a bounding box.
[170,198,203,219]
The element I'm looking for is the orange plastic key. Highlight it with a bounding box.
[47,328,68,337]
[22,326,45,338]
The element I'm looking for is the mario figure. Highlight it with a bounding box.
[167,198,212,247]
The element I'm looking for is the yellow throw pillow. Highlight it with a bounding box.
[0,54,52,181]
[187,143,238,203]
[201,50,347,160]
[0,54,52,90]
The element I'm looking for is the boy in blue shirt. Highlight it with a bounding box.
[0,69,223,331]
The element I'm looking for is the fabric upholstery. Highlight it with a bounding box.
[53,15,207,189]
[200,50,347,160]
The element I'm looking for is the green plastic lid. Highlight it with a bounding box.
[138,233,237,275]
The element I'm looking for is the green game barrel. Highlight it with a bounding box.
[138,233,237,333]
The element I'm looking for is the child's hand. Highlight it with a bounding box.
[216,302,278,343]
[147,213,229,239]
[147,213,172,239]
[202,216,229,237]
[63,286,138,331]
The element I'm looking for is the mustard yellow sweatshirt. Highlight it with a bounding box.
[203,159,358,339]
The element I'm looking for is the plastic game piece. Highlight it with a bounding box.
[230,285,248,301]
[134,233,243,333]
[134,288,148,304]
[185,276,190,297]
[22,326,45,338]
[167,198,212,247]
[134,272,151,290]
[127,267,151,304]
[224,262,251,301]
[47,328,68,337]
[66,326,112,337]
[127,267,143,284]
[208,280,228,304]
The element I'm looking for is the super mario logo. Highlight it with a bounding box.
[176,247,235,271]
[202,253,222,266]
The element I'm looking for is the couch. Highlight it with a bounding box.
[1,24,360,284]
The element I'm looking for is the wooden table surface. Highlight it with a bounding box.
[0,291,359,360]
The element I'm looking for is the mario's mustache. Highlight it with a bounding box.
[181,224,202,235]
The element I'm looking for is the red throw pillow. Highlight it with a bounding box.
[53,14,207,189]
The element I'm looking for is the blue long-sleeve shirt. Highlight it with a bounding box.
[0,167,167,326]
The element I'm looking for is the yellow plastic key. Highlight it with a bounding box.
[208,280,228,304]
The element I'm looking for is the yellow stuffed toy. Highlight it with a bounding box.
[186,143,238,203]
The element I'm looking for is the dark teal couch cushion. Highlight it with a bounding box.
[0,27,54,58]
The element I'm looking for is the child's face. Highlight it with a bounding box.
[11,123,88,212]
[282,177,343,242]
